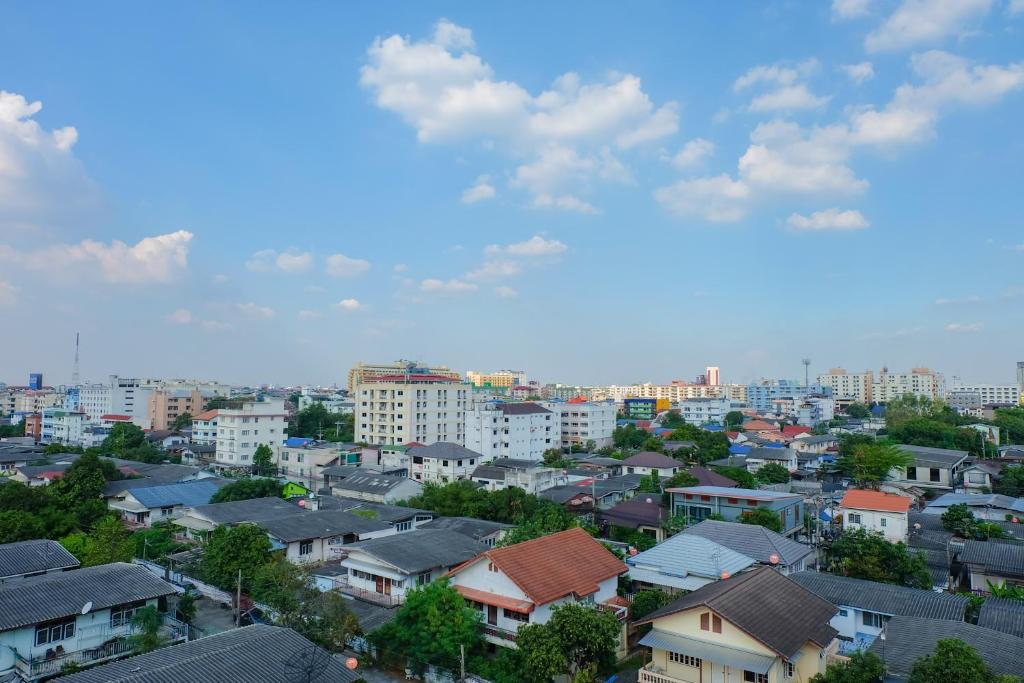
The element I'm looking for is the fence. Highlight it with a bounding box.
[133,559,233,604]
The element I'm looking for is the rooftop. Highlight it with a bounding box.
[345,529,486,573]
[958,539,1024,579]
[124,479,226,509]
[419,516,513,541]
[626,534,755,589]
[841,489,912,513]
[0,539,79,579]
[897,444,970,467]
[332,473,415,494]
[926,492,1024,513]
[788,571,968,621]
[683,519,813,567]
[495,402,551,415]
[620,451,681,469]
[189,496,298,525]
[687,466,738,488]
[977,597,1024,638]
[668,485,802,501]
[407,442,485,461]
[256,509,391,542]
[601,498,668,529]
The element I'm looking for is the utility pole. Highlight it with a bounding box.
[235,568,242,627]
[459,644,466,683]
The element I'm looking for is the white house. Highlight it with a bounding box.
[0,563,184,681]
[406,442,485,483]
[470,458,567,494]
[255,509,397,565]
[893,445,970,491]
[190,409,219,446]
[840,489,911,543]
[464,402,560,461]
[337,530,487,606]
[744,447,799,473]
[543,400,616,449]
[619,451,681,478]
[447,527,628,647]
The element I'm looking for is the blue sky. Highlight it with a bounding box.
[1,1,1022,387]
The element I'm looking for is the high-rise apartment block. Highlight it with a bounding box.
[818,367,945,404]
[148,388,205,430]
[213,398,287,468]
[704,366,720,386]
[355,367,470,446]
[464,401,559,461]
[543,399,616,449]
[347,360,461,393]
[465,369,526,389]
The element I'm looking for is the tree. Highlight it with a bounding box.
[250,444,277,476]
[407,480,487,518]
[845,403,871,419]
[171,412,193,430]
[369,579,481,675]
[994,466,1024,498]
[740,507,784,533]
[61,515,134,567]
[130,606,164,654]
[725,411,745,428]
[0,421,25,438]
[499,501,579,546]
[515,623,566,682]
[102,422,148,452]
[907,638,1007,683]
[637,471,661,493]
[516,603,621,681]
[209,478,283,504]
[993,407,1024,445]
[0,510,46,543]
[131,522,186,562]
[176,591,197,624]
[543,448,571,469]
[941,503,978,537]
[836,443,911,487]
[810,650,884,683]
[756,462,790,484]
[660,470,699,505]
[827,528,932,589]
[288,403,354,442]
[612,424,649,449]
[201,524,272,591]
[711,465,758,489]
[630,589,671,620]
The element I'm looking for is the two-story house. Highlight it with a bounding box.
[406,442,486,483]
[636,567,838,683]
[668,486,806,536]
[0,539,79,584]
[893,445,970,490]
[470,457,566,494]
[788,571,969,653]
[839,489,911,543]
[446,527,627,648]
[0,563,184,681]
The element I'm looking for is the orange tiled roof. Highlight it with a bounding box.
[453,585,534,613]
[193,409,219,421]
[743,420,779,431]
[841,489,911,513]
[452,528,626,606]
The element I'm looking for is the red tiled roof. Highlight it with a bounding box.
[453,585,534,613]
[450,528,626,606]
[193,409,219,421]
[101,414,133,421]
[567,395,589,404]
[782,426,812,437]
[743,420,779,431]
[841,489,911,513]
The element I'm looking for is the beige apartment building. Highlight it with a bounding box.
[355,370,470,446]
[148,389,204,430]
[347,360,461,392]
[465,369,525,388]
[818,367,946,404]
[601,382,747,404]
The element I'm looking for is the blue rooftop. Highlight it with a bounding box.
[130,479,224,509]
[284,437,314,447]
[729,444,751,455]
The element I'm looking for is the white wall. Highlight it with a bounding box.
[841,507,907,543]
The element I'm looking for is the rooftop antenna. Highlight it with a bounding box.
[72,332,81,386]
[802,358,811,389]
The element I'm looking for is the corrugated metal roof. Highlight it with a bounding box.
[0,539,79,579]
[788,571,967,620]
[627,534,755,581]
[129,479,225,509]
[639,629,774,674]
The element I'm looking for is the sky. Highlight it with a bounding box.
[1,1,1022,387]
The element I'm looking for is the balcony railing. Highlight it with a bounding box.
[481,623,518,643]
[333,579,406,607]
[638,664,688,683]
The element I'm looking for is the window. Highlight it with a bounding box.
[299,540,313,556]
[906,466,917,480]
[784,661,795,678]
[395,521,412,532]
[504,609,529,622]
[669,652,701,667]
[880,517,887,527]
[743,672,768,683]
[699,612,721,633]
[35,618,75,646]
[161,506,174,517]
[863,611,886,628]
[416,571,432,586]
[847,512,862,524]
[488,561,498,573]
[111,600,146,627]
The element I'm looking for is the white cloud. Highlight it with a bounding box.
[465,259,523,281]
[739,122,868,194]
[532,193,599,214]
[934,295,982,304]
[787,208,870,231]
[749,85,831,112]
[461,175,497,203]
[833,0,873,20]
[325,253,371,278]
[360,20,676,211]
[393,263,409,272]
[486,235,568,258]
[842,62,876,84]
[333,298,364,311]
[166,308,193,324]
[0,281,17,306]
[734,63,809,91]
[946,322,983,333]
[297,309,323,320]
[0,90,98,231]
[653,175,752,222]
[245,248,313,273]
[1010,0,1024,14]
[865,0,994,52]
[494,286,518,298]
[420,278,478,294]
[236,302,275,319]
[0,230,193,284]
[671,138,715,170]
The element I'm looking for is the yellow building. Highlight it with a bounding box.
[636,567,838,683]
[465,369,526,388]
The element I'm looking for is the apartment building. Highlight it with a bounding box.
[873,367,945,403]
[817,368,874,403]
[466,370,526,389]
[464,402,559,461]
[347,360,461,393]
[544,399,616,449]
[746,379,828,411]
[676,397,736,426]
[602,382,747,404]
[77,375,157,426]
[148,388,204,430]
[355,369,470,446]
[947,382,1020,407]
[213,398,287,468]
[191,409,219,445]
[40,408,87,445]
[0,389,63,417]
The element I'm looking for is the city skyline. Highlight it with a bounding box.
[1,3,1023,385]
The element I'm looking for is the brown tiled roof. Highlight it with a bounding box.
[637,566,838,659]
[621,451,680,469]
[688,466,737,487]
[452,528,626,606]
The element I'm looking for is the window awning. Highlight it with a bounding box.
[639,629,776,674]
[172,516,215,532]
[453,585,535,613]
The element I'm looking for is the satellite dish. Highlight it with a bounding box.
[81,601,93,615]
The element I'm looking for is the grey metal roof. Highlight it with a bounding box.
[788,571,968,620]
[407,442,484,461]
[320,465,370,478]
[345,529,487,573]
[601,499,668,529]
[257,509,391,542]
[794,435,839,445]
[127,479,225,509]
[639,629,774,675]
[866,616,1024,682]
[926,493,1024,513]
[538,485,592,504]
[191,496,298,525]
[626,534,756,582]
[746,447,795,461]
[489,457,547,469]
[470,465,507,481]
[321,498,432,524]
[56,624,360,683]
[0,562,176,631]
[344,597,398,633]
[977,597,1024,638]
[639,567,838,659]
[419,516,513,540]
[331,473,412,494]
[496,402,550,415]
[0,539,79,579]
[958,539,1024,579]
[897,444,970,467]
[683,520,813,567]
[621,451,681,469]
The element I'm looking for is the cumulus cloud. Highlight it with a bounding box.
[734,60,828,113]
[333,298,364,311]
[787,208,869,231]
[842,62,876,84]
[166,308,193,324]
[465,259,522,281]
[200,320,233,333]
[0,281,17,307]
[245,248,313,273]
[494,286,518,298]
[946,322,983,333]
[0,230,193,283]
[0,90,99,232]
[486,235,568,258]
[236,302,275,319]
[865,0,994,52]
[532,193,599,214]
[325,253,371,278]
[420,278,478,294]
[360,20,676,211]
[671,138,715,170]
[461,175,496,203]
[749,85,831,112]
[653,175,752,222]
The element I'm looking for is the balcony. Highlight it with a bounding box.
[638,664,688,683]
[333,578,406,607]
[14,616,187,680]
[481,623,518,645]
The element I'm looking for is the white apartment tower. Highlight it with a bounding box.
[214,398,287,468]
[464,402,559,461]
[355,368,470,446]
[817,369,874,404]
[543,400,616,449]
[705,367,720,386]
